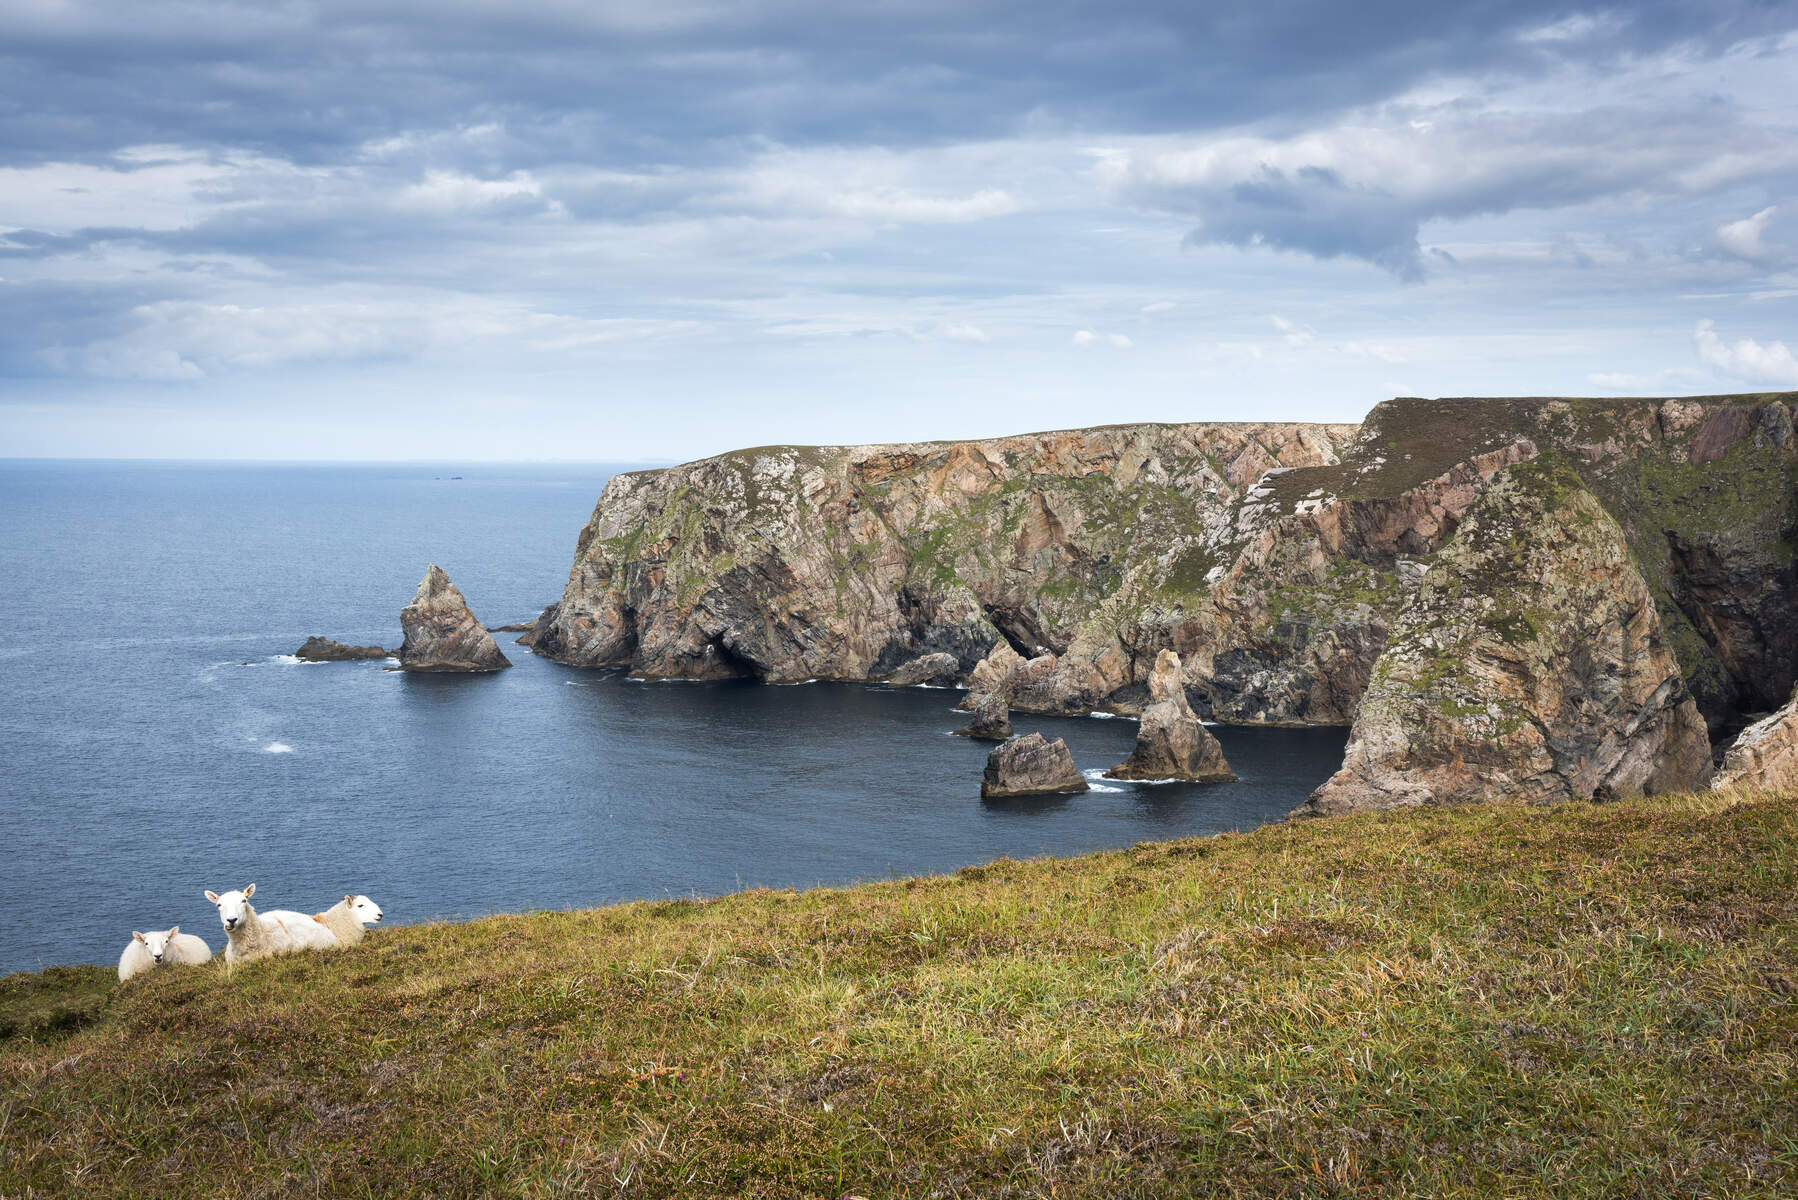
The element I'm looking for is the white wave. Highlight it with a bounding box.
[1088,711,1126,719]
[1081,769,1126,794]
[263,742,295,754]
[564,680,588,687]
[270,655,305,665]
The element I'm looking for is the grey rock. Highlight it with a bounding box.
[294,637,389,662]
[955,691,1013,740]
[886,652,961,687]
[981,733,1088,798]
[1105,650,1235,781]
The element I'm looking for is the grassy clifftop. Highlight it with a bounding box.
[5,790,1796,1198]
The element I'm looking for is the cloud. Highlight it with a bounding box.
[1715,205,1784,263]
[1102,104,1798,278]
[942,322,990,343]
[1072,330,1132,349]
[1694,319,1798,384]
[1270,315,1314,346]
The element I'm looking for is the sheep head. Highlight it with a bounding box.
[205,885,256,932]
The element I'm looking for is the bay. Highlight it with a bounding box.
[0,460,1346,977]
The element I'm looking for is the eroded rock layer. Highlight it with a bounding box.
[1105,650,1235,782]
[1712,690,1798,792]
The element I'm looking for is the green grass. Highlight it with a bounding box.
[4,789,1796,1198]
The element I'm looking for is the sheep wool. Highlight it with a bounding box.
[314,894,384,946]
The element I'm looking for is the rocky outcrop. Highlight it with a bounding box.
[980,733,1088,798]
[1104,650,1235,782]
[886,652,960,687]
[1300,461,1713,816]
[1712,691,1798,792]
[955,692,1013,741]
[530,421,1357,685]
[399,565,512,673]
[294,637,389,662]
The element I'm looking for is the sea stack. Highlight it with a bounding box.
[955,691,1013,740]
[981,733,1088,798]
[1105,650,1236,782]
[398,565,511,672]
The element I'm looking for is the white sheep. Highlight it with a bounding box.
[204,884,339,965]
[314,894,384,946]
[117,926,213,981]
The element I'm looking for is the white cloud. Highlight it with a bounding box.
[1270,315,1314,346]
[1694,319,1798,384]
[1715,205,1780,262]
[1071,329,1132,349]
[1140,300,1176,313]
[942,322,990,343]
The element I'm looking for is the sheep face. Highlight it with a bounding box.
[206,885,256,932]
[139,928,175,964]
[349,895,383,925]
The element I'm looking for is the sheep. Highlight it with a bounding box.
[314,894,384,946]
[204,884,339,965]
[117,926,213,981]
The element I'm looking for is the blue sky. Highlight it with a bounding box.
[2,0,1796,460]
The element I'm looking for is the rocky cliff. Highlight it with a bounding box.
[529,421,1358,688]
[1299,461,1712,815]
[533,392,1798,809]
[400,565,512,672]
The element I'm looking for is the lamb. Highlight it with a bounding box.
[117,926,213,981]
[204,884,339,965]
[314,894,384,946]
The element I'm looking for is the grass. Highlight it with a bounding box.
[3,788,1796,1198]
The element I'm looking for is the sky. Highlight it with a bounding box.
[2,0,1796,461]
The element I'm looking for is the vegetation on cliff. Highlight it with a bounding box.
[5,788,1795,1197]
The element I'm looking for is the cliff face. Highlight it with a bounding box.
[533,391,1798,808]
[1299,462,1712,815]
[530,421,1358,685]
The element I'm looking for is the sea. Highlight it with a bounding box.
[0,460,1348,977]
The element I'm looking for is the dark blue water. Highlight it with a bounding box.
[0,460,1348,977]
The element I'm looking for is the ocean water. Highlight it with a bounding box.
[0,460,1348,977]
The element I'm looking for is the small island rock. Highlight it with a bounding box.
[1105,650,1236,782]
[398,565,512,672]
[981,733,1088,798]
[886,652,960,687]
[955,691,1013,740]
[293,636,390,662]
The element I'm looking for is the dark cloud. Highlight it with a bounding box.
[3,0,1794,168]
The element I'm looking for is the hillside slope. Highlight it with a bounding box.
[5,789,1794,1198]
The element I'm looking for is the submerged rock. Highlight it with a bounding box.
[955,691,1013,741]
[293,637,389,662]
[1712,691,1798,792]
[981,733,1088,798]
[398,565,512,673]
[886,652,960,687]
[1104,650,1235,781]
[1299,461,1711,817]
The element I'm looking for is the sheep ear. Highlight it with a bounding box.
[243,883,256,898]
[133,931,145,944]
[204,891,220,904]
[168,925,179,936]
[345,894,355,904]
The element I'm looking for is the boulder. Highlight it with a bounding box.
[1104,650,1235,781]
[980,733,1088,798]
[886,652,961,687]
[955,691,1013,740]
[1299,461,1711,817]
[398,565,512,672]
[293,636,389,662]
[1712,691,1798,791]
